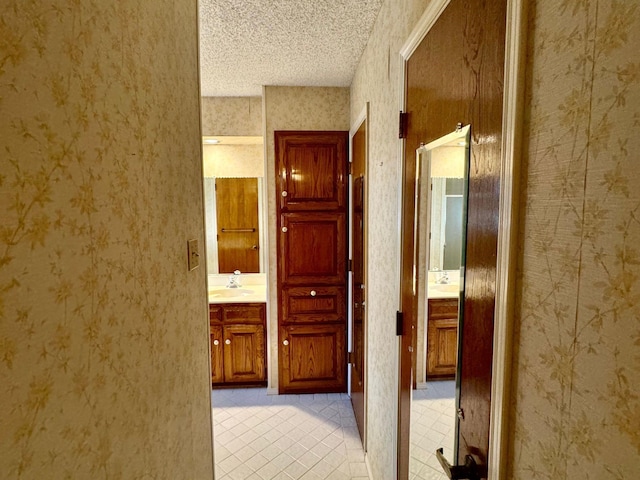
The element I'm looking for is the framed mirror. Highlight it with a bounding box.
[410,125,470,474]
[202,136,266,274]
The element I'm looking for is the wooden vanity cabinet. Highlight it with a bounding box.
[427,298,459,379]
[209,303,266,386]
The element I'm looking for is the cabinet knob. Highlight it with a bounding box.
[283,339,289,346]
[213,339,219,346]
[281,226,288,233]
[310,290,316,297]
[282,191,288,197]
[225,339,231,345]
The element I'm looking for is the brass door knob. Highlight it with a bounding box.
[225,339,231,345]
[213,340,219,346]
[283,340,289,346]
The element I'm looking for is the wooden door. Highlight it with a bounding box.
[399,0,507,477]
[276,131,348,394]
[215,177,260,273]
[350,118,367,442]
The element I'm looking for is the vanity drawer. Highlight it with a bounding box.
[428,298,458,319]
[222,303,265,324]
[209,305,223,323]
[281,286,346,324]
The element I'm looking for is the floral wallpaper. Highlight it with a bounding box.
[201,96,262,136]
[0,1,214,479]
[263,85,351,392]
[509,0,640,478]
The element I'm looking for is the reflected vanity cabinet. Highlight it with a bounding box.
[209,303,266,386]
[427,298,458,379]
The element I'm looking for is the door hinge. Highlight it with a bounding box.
[348,351,355,364]
[348,162,353,175]
[348,259,353,272]
[396,311,403,336]
[398,111,408,139]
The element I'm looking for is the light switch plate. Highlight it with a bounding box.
[187,239,200,271]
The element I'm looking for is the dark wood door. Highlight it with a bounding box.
[350,118,367,442]
[215,177,260,273]
[276,131,348,394]
[399,0,507,477]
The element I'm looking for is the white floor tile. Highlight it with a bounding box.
[213,388,369,479]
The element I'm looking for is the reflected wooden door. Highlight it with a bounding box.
[215,177,260,273]
[350,118,367,442]
[276,131,348,394]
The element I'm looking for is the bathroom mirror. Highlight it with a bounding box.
[410,125,470,474]
[202,136,266,274]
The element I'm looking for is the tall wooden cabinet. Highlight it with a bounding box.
[275,131,348,394]
[210,303,266,386]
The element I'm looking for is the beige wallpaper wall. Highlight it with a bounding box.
[203,144,265,178]
[0,2,214,479]
[509,1,640,478]
[201,96,263,136]
[263,86,351,392]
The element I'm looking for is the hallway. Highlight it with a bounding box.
[212,389,370,480]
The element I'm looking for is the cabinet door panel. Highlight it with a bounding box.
[279,212,346,285]
[282,286,346,324]
[210,324,224,384]
[275,131,348,211]
[427,317,458,378]
[280,324,346,393]
[223,324,265,383]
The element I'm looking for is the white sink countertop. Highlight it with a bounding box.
[207,273,267,304]
[427,283,460,299]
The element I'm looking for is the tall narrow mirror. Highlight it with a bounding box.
[410,125,470,478]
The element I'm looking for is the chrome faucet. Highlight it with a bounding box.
[436,271,450,284]
[226,270,242,288]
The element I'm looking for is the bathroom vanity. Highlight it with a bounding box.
[209,302,266,386]
[208,281,267,387]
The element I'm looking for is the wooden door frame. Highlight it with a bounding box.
[395,0,527,478]
[348,103,370,451]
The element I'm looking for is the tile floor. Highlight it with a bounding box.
[212,388,370,480]
[409,381,456,480]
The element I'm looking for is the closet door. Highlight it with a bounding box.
[276,131,348,394]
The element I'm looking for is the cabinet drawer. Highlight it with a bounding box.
[209,305,223,323]
[428,298,458,319]
[222,303,265,324]
[282,286,346,324]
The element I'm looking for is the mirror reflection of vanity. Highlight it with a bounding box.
[202,136,267,275]
[414,125,470,387]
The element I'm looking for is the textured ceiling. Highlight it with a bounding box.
[199,0,384,97]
